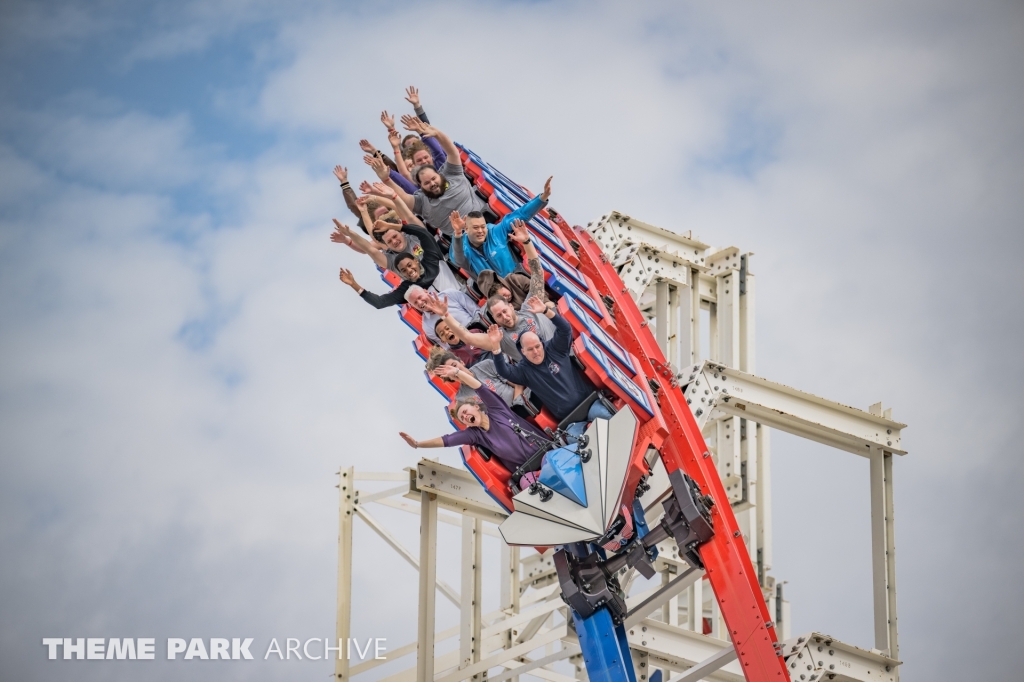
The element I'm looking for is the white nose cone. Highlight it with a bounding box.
[499,407,639,547]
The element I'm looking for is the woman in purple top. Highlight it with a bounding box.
[398,365,548,475]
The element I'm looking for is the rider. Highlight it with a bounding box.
[399,365,548,482]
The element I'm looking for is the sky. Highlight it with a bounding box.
[0,1,1022,680]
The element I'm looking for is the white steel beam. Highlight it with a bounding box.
[460,517,483,673]
[619,618,743,681]
[411,461,509,523]
[355,507,461,608]
[490,646,581,682]
[870,451,899,665]
[416,492,439,682]
[680,361,907,457]
[782,632,899,682]
[669,645,737,682]
[336,467,355,682]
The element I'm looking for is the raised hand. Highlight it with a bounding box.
[331,218,354,240]
[510,219,530,243]
[450,210,466,237]
[372,182,397,199]
[387,128,402,149]
[487,324,504,348]
[359,180,375,195]
[401,114,434,137]
[399,432,419,449]
[404,86,421,108]
[358,139,378,155]
[540,176,553,202]
[432,364,460,380]
[333,165,348,183]
[401,114,424,132]
[380,110,395,130]
[364,154,390,181]
[339,267,359,289]
[424,291,449,317]
[524,296,547,315]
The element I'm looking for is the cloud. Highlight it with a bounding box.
[1,1,1023,680]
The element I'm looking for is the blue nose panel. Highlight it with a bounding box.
[539,447,588,508]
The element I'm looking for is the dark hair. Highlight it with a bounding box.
[402,134,419,148]
[413,164,436,187]
[394,252,418,277]
[465,211,485,221]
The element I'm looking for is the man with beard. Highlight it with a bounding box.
[370,116,486,236]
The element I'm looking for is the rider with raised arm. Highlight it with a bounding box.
[424,220,553,362]
[491,306,615,424]
[369,115,486,236]
[399,364,548,479]
[449,177,553,279]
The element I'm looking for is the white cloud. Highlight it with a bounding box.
[1,1,1023,680]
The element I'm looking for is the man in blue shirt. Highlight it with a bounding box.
[489,302,614,425]
[449,176,553,279]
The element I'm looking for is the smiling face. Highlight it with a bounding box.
[466,216,488,246]
[407,288,430,311]
[381,229,405,251]
[397,256,422,281]
[411,148,433,168]
[434,320,460,346]
[489,299,517,328]
[520,332,545,365]
[417,167,443,196]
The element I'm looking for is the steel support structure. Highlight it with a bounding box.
[334,210,905,682]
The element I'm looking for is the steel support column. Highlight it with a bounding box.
[335,466,355,682]
[870,451,899,668]
[417,492,439,682]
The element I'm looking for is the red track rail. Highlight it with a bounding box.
[570,228,790,682]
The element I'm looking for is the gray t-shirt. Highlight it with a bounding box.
[412,160,486,236]
[385,231,462,293]
[499,308,555,363]
[456,358,514,406]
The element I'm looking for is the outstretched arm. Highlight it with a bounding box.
[399,432,445,449]
[423,292,499,352]
[433,364,482,390]
[402,115,459,168]
[491,331,529,385]
[366,155,416,210]
[332,219,386,269]
[334,166,365,223]
[515,221,548,303]
[448,211,471,272]
[340,267,409,309]
[372,182,422,226]
[405,86,429,124]
[388,128,412,181]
